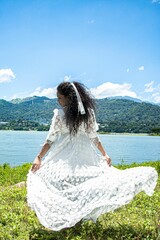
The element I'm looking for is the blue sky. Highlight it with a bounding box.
[0,0,160,103]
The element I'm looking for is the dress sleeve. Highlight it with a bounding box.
[44,109,62,146]
[86,110,101,146]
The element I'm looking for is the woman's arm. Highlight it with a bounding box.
[31,143,50,172]
[31,109,62,173]
[96,141,112,166]
[86,111,112,166]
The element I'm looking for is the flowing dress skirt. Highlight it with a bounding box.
[27,133,158,231]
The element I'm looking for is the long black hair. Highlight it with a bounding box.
[57,81,96,135]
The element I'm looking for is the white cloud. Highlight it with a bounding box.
[126,68,130,73]
[144,81,155,92]
[138,66,144,71]
[144,82,160,103]
[29,87,57,98]
[10,81,160,104]
[151,92,160,103]
[11,82,138,101]
[152,0,160,3]
[0,68,15,83]
[88,19,95,24]
[90,82,138,99]
[63,75,72,82]
[11,87,57,100]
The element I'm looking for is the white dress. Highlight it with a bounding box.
[27,108,158,231]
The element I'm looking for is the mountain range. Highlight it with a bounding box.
[0,96,160,133]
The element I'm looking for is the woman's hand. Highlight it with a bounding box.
[96,141,112,167]
[104,154,112,167]
[31,156,42,172]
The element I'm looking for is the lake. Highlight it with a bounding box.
[0,130,159,166]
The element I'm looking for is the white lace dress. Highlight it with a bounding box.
[27,108,158,231]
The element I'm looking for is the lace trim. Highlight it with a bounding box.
[44,109,62,146]
[90,137,101,146]
[45,108,100,146]
[27,166,158,231]
[86,110,100,145]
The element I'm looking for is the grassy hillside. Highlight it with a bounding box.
[0,161,159,239]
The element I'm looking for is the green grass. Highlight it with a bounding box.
[0,161,160,240]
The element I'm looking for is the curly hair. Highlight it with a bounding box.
[57,81,96,135]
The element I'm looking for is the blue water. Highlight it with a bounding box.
[0,131,159,166]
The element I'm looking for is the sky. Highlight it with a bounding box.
[0,0,160,103]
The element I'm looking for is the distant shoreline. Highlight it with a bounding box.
[99,132,149,136]
[0,129,159,136]
[99,132,160,136]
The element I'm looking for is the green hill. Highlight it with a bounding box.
[0,96,160,133]
[96,98,160,133]
[0,96,58,123]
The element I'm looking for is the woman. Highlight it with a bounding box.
[27,81,158,231]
